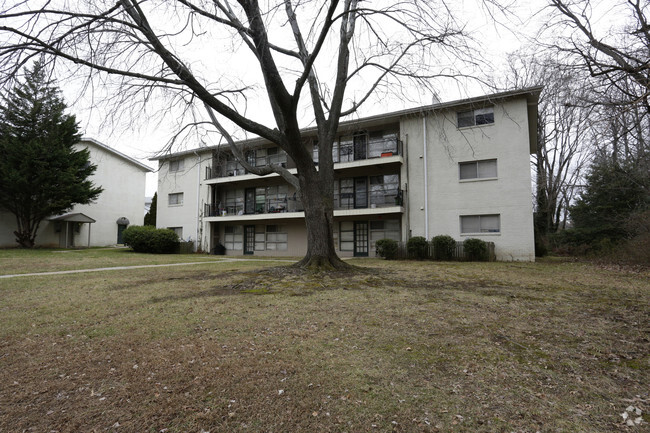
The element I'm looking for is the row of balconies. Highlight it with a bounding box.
[204,137,403,180]
[204,189,404,218]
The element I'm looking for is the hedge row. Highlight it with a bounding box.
[375,236,490,261]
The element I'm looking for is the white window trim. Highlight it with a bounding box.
[458,159,498,182]
[168,192,184,206]
[457,106,495,129]
[459,214,501,236]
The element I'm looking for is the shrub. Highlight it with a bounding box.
[463,238,488,261]
[375,238,398,260]
[122,225,179,254]
[407,236,429,260]
[432,235,456,260]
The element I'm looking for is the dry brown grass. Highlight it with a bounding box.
[0,256,648,432]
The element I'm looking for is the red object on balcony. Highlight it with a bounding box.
[381,152,393,157]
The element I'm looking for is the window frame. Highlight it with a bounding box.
[458,159,498,181]
[457,106,495,128]
[459,214,501,235]
[169,158,185,172]
[168,192,184,206]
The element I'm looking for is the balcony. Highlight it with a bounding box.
[205,153,292,180]
[205,137,403,183]
[204,189,404,221]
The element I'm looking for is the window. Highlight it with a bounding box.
[368,130,398,158]
[457,107,494,128]
[266,225,288,251]
[169,158,185,172]
[224,225,243,250]
[369,174,399,207]
[168,192,184,206]
[339,221,354,251]
[370,220,400,245]
[460,214,500,234]
[168,227,183,239]
[459,159,497,180]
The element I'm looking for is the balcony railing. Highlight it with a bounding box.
[205,138,403,180]
[204,190,403,217]
[205,155,291,180]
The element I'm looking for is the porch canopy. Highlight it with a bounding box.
[48,213,96,247]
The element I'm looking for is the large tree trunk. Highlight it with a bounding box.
[293,162,350,270]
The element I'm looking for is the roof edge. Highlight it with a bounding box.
[151,86,544,161]
[81,137,154,172]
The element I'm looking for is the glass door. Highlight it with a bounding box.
[243,225,255,255]
[245,188,255,214]
[354,177,368,209]
[354,221,369,257]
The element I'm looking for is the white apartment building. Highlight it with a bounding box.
[0,138,152,248]
[153,87,541,261]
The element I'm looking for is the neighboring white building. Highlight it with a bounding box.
[0,138,153,248]
[153,87,541,261]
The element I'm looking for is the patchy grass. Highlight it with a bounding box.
[0,247,296,275]
[0,256,648,432]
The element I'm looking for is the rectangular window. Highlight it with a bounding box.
[266,225,288,251]
[459,159,497,180]
[369,174,399,207]
[339,221,354,251]
[168,192,184,206]
[169,158,185,172]
[457,107,494,128]
[370,219,400,245]
[224,225,243,251]
[168,227,183,239]
[460,214,500,234]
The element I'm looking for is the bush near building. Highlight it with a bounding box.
[406,236,429,260]
[122,225,179,254]
[375,238,398,260]
[432,235,456,261]
[463,238,489,261]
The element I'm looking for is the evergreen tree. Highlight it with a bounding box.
[570,159,649,245]
[144,192,157,226]
[0,62,103,247]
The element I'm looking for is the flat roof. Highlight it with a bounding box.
[150,86,542,161]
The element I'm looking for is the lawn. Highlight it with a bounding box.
[0,253,648,432]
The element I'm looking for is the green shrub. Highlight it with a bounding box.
[122,225,179,254]
[375,238,398,260]
[407,236,429,260]
[432,235,456,260]
[463,238,488,261]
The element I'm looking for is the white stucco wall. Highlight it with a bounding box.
[156,151,212,250]
[402,98,535,261]
[0,139,151,248]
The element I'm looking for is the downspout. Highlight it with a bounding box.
[422,114,429,239]
[193,151,202,252]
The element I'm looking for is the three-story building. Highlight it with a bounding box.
[153,87,541,261]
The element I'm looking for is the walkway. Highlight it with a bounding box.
[0,257,296,280]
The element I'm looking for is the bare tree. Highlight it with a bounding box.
[547,0,650,114]
[504,53,591,234]
[0,0,495,269]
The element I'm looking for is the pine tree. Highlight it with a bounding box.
[0,62,103,247]
[144,192,157,226]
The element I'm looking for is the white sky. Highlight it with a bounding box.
[53,0,623,196]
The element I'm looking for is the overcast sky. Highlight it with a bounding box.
[54,0,620,196]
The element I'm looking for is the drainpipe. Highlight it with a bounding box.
[193,150,202,252]
[422,114,429,239]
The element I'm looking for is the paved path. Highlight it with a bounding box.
[0,257,296,279]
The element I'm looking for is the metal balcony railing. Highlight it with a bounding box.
[204,189,403,217]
